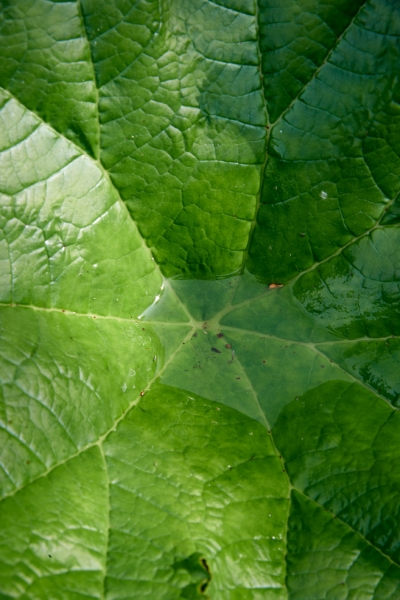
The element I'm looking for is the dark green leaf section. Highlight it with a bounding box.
[257,0,365,123]
[274,381,400,564]
[0,0,99,157]
[286,491,400,600]
[160,317,352,427]
[249,0,400,283]
[222,286,335,344]
[160,327,266,424]
[0,446,108,599]
[104,384,289,599]
[318,339,400,408]
[293,228,400,339]
[81,0,266,278]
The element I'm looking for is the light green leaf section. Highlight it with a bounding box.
[0,446,108,599]
[0,90,161,318]
[0,306,164,497]
[104,384,289,599]
[1,0,400,598]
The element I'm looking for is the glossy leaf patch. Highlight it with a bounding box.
[1,0,400,598]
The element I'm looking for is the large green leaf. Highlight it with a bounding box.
[1,0,400,597]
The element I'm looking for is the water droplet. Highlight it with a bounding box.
[122,382,127,392]
[93,264,98,268]
[320,190,328,199]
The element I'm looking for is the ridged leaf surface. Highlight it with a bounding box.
[1,1,400,598]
